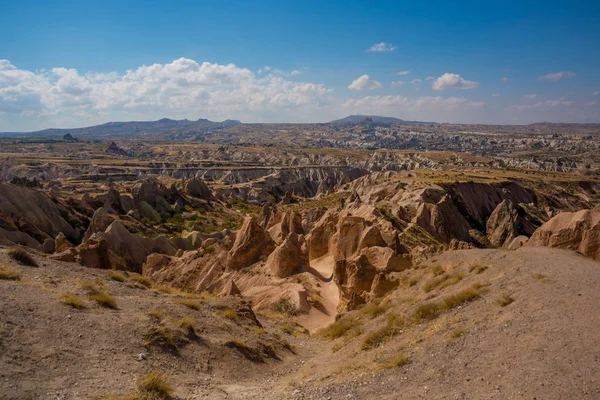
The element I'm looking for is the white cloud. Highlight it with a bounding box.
[348,75,382,91]
[397,70,410,76]
[585,101,597,106]
[539,71,575,82]
[506,99,573,112]
[524,94,537,99]
[501,77,510,82]
[0,58,332,129]
[492,93,500,97]
[425,76,435,81]
[594,91,600,96]
[366,42,396,52]
[391,80,405,87]
[432,73,479,90]
[410,78,422,84]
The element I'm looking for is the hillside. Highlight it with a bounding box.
[1,118,241,140]
[328,115,433,124]
[2,245,599,399]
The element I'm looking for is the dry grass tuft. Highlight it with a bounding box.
[7,247,38,267]
[173,299,201,310]
[359,300,391,319]
[469,263,488,274]
[89,292,118,309]
[381,353,410,369]
[423,271,464,293]
[442,287,482,309]
[0,267,21,281]
[143,326,187,350]
[431,265,445,276]
[154,284,178,295]
[80,280,104,294]
[271,297,298,316]
[450,327,469,339]
[60,293,87,309]
[136,370,173,399]
[222,309,238,321]
[108,271,126,282]
[361,313,406,350]
[318,316,363,340]
[497,294,515,307]
[130,274,153,288]
[177,317,196,333]
[147,309,165,321]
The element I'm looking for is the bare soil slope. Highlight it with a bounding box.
[1,246,600,399]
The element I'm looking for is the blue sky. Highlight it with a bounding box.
[1,0,599,131]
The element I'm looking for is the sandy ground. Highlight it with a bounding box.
[297,255,340,333]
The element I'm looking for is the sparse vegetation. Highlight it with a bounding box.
[7,247,38,267]
[431,265,445,276]
[60,293,87,309]
[177,317,196,333]
[0,267,21,280]
[89,292,118,309]
[136,371,173,399]
[423,271,464,293]
[450,327,469,339]
[173,298,201,310]
[361,313,406,350]
[469,263,488,274]
[359,300,391,319]
[381,353,410,369]
[131,274,153,288]
[143,325,187,350]
[497,294,515,307]
[108,271,126,282]
[147,309,165,321]
[319,315,363,340]
[222,309,238,321]
[271,297,298,316]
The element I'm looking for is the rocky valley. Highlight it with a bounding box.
[1,120,600,399]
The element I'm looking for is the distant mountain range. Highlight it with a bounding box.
[328,115,435,124]
[0,118,241,139]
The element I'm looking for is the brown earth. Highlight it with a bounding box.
[2,245,600,399]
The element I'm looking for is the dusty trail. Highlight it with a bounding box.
[297,255,340,333]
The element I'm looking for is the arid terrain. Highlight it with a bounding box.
[1,119,600,399]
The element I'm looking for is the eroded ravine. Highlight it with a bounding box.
[297,255,340,333]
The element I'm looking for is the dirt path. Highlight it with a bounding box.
[297,255,340,333]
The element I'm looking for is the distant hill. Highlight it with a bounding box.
[0,118,242,140]
[328,115,434,124]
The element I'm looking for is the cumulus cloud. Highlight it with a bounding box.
[366,42,396,52]
[425,76,435,81]
[524,94,537,99]
[594,91,600,96]
[397,70,410,76]
[410,78,422,84]
[432,73,479,90]
[0,58,332,129]
[492,93,500,97]
[539,71,575,82]
[585,101,597,106]
[391,80,405,87]
[501,77,510,82]
[348,75,382,91]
